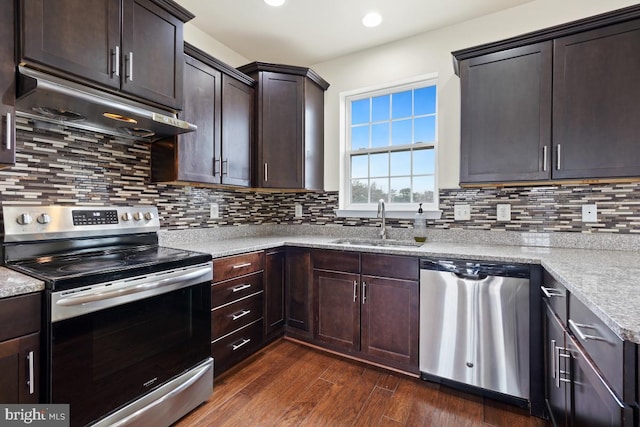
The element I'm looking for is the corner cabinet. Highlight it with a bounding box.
[264,248,286,342]
[455,6,640,185]
[151,43,254,186]
[0,293,41,404]
[237,62,329,190]
[0,0,16,167]
[312,249,419,373]
[19,0,192,109]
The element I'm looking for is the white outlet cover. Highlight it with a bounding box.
[496,204,511,222]
[454,204,471,221]
[582,204,597,222]
[210,203,219,219]
[294,204,303,218]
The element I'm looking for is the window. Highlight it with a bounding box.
[340,75,438,214]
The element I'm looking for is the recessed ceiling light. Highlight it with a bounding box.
[362,11,382,28]
[264,0,285,6]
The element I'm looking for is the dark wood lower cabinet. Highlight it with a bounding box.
[0,332,40,404]
[264,249,285,341]
[285,248,312,338]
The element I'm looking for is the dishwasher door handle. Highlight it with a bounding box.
[454,272,488,281]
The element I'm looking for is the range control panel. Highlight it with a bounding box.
[3,206,160,242]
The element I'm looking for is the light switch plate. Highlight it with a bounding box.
[294,204,303,218]
[582,204,597,222]
[454,204,471,221]
[209,203,219,219]
[496,204,511,222]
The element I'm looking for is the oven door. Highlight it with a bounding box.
[45,263,212,427]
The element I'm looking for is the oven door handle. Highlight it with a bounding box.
[56,265,212,307]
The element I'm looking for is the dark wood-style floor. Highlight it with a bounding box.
[174,339,550,427]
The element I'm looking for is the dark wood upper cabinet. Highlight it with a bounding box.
[552,19,640,179]
[0,0,16,167]
[459,42,552,184]
[454,5,640,185]
[238,62,329,190]
[151,44,255,186]
[19,0,192,109]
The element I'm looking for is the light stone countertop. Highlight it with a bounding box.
[160,228,640,345]
[0,267,45,298]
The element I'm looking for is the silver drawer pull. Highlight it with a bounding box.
[5,112,12,150]
[232,262,251,269]
[569,319,608,342]
[542,145,548,172]
[231,284,252,293]
[353,280,357,302]
[232,338,251,351]
[27,350,35,395]
[541,286,564,298]
[232,310,251,321]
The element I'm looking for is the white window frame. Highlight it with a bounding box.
[336,73,440,219]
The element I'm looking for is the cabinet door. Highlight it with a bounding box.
[221,74,253,187]
[264,249,285,339]
[121,0,184,108]
[0,0,15,166]
[20,0,121,89]
[568,333,628,427]
[285,248,312,337]
[360,275,419,373]
[176,55,221,183]
[257,72,303,188]
[553,19,640,179]
[0,332,40,404]
[460,42,552,184]
[313,269,360,352]
[543,303,569,427]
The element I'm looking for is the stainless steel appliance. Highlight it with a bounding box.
[419,258,530,403]
[2,206,213,427]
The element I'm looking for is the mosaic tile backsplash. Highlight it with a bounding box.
[1,117,640,234]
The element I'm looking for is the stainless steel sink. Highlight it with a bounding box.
[330,238,424,248]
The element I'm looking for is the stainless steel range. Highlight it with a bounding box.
[2,205,213,427]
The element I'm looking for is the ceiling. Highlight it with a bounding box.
[176,0,534,66]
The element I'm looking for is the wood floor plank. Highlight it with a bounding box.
[173,340,550,427]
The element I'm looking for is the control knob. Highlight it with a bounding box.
[144,212,154,221]
[133,212,143,221]
[16,213,33,225]
[37,213,51,224]
[121,212,133,221]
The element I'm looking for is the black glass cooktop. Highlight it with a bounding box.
[7,245,212,291]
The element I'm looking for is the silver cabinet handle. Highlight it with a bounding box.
[232,338,251,351]
[231,284,251,293]
[232,262,251,269]
[543,145,548,172]
[550,339,556,380]
[556,144,561,170]
[126,51,133,82]
[353,280,357,303]
[112,45,120,77]
[555,345,571,388]
[362,281,367,304]
[568,319,608,342]
[5,112,11,150]
[213,158,220,176]
[232,310,251,321]
[27,350,35,395]
[264,163,268,182]
[222,159,229,176]
[541,286,564,298]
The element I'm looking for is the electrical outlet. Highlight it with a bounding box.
[582,204,597,222]
[209,203,219,219]
[454,204,471,221]
[496,204,511,222]
[294,204,303,218]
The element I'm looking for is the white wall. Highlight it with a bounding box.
[311,0,640,191]
[183,23,250,67]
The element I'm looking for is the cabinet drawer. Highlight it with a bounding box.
[361,253,418,281]
[312,250,359,273]
[213,252,264,282]
[211,319,263,375]
[212,292,264,340]
[0,293,41,342]
[211,272,264,308]
[569,293,624,399]
[542,270,568,323]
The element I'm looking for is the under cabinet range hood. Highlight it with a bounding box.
[15,66,196,141]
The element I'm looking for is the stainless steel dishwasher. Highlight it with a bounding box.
[419,258,530,401]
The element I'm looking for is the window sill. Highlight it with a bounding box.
[334,209,442,220]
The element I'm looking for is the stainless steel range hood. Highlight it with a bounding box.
[16,66,196,141]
